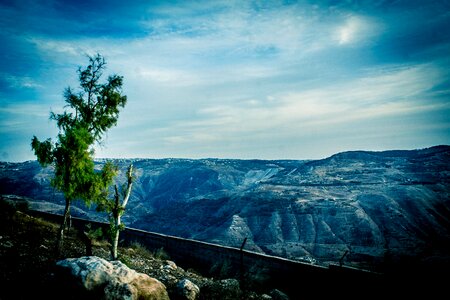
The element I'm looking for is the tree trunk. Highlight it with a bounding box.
[56,199,71,255]
[111,165,133,260]
[111,184,120,260]
[112,215,120,260]
[80,231,93,256]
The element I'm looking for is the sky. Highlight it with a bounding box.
[1,0,449,162]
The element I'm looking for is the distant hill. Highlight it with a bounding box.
[1,145,449,270]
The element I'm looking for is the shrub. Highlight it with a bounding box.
[153,247,170,260]
[209,258,233,279]
[129,241,153,258]
[242,263,271,292]
[118,254,132,267]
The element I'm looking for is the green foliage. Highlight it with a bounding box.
[30,137,53,166]
[50,54,127,141]
[84,223,103,240]
[94,162,119,211]
[95,163,135,217]
[51,125,96,202]
[106,220,125,240]
[118,254,132,267]
[31,54,126,204]
[153,247,170,260]
[129,241,153,258]
[94,164,134,260]
[30,54,127,246]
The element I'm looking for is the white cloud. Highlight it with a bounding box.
[0,103,56,138]
[159,63,445,147]
[27,4,377,95]
[139,2,332,62]
[93,61,449,159]
[29,37,82,57]
[2,74,43,89]
[0,103,49,118]
[334,15,381,45]
[134,67,197,85]
[6,1,449,161]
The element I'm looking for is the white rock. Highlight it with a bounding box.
[57,256,169,300]
[164,260,177,270]
[176,278,200,300]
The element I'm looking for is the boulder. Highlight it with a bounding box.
[56,256,169,300]
[176,278,200,300]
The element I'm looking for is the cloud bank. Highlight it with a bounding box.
[1,0,449,161]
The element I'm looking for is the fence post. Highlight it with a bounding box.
[239,237,248,283]
[339,250,349,267]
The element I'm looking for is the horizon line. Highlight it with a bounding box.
[4,144,448,164]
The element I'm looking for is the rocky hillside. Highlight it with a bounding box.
[0,200,288,299]
[1,145,449,270]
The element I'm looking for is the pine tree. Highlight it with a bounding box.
[31,54,127,253]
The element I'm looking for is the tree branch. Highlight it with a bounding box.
[121,164,133,209]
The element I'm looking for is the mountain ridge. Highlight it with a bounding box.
[1,145,449,270]
[89,145,450,162]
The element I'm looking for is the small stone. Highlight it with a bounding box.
[1,240,13,248]
[220,278,240,290]
[269,289,289,300]
[176,279,200,300]
[164,260,177,270]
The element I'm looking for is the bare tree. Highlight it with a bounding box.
[98,164,134,260]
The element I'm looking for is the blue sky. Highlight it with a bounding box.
[1,0,449,161]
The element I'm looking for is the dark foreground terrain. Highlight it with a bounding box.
[0,199,295,299]
[1,198,448,299]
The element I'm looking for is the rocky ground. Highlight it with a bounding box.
[0,199,288,300]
